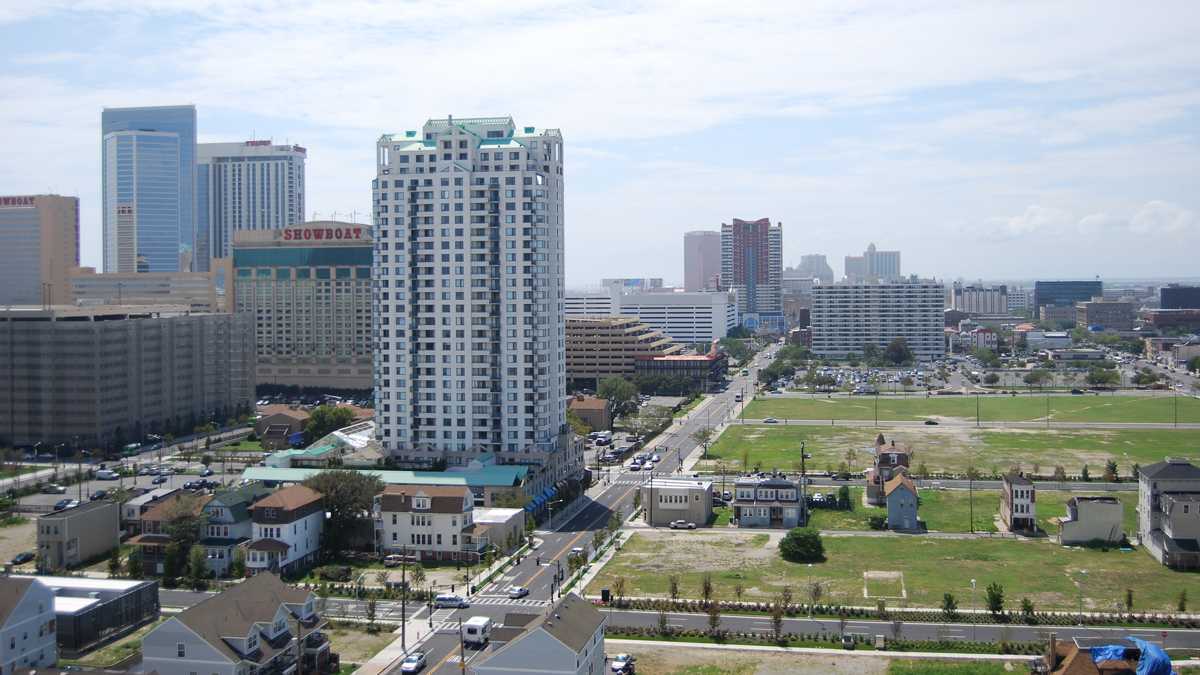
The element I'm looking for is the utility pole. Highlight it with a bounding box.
[401,544,407,652]
[458,618,466,673]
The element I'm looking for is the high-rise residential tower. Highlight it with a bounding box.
[683,230,721,291]
[372,116,579,490]
[198,141,307,262]
[844,243,901,282]
[0,195,79,306]
[101,105,197,273]
[720,217,783,333]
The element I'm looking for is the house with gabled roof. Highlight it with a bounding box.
[141,572,336,675]
[469,593,606,675]
[1138,458,1200,570]
[246,485,324,576]
[884,474,920,531]
[0,577,57,674]
[201,483,274,577]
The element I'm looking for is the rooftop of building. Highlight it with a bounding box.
[1140,458,1200,481]
[472,507,525,523]
[253,484,322,511]
[884,474,917,497]
[1004,472,1034,487]
[567,396,609,411]
[471,593,604,666]
[172,572,313,665]
[241,464,528,488]
[0,305,203,320]
[643,478,713,490]
[38,500,115,520]
[379,485,470,514]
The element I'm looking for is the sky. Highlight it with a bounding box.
[2,1,1199,287]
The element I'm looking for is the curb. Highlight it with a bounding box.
[604,638,1038,662]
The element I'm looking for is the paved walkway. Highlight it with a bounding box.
[353,620,433,675]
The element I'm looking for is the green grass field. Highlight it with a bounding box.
[588,531,1196,611]
[889,662,1012,675]
[742,393,1200,424]
[702,424,1197,475]
[806,487,999,533]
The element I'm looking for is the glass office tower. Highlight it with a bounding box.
[101,105,197,272]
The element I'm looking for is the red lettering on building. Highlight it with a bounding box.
[278,226,368,242]
[0,196,35,207]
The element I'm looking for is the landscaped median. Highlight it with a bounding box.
[587,530,1197,617]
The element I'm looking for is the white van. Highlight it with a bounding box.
[95,469,120,480]
[463,616,492,646]
[435,594,469,609]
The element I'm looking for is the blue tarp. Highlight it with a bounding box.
[1129,636,1175,675]
[1090,645,1128,664]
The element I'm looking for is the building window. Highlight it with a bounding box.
[177,643,186,657]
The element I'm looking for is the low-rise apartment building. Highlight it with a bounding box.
[142,572,336,675]
[0,577,57,673]
[1000,473,1036,533]
[1137,458,1200,570]
[470,593,606,675]
[375,485,481,562]
[246,485,324,576]
[1057,496,1124,545]
[810,280,945,360]
[119,488,180,535]
[639,479,712,527]
[634,346,729,393]
[36,502,119,572]
[732,476,805,529]
[1076,298,1136,331]
[129,492,212,576]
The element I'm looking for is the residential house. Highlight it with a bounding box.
[36,502,119,572]
[732,476,806,529]
[884,475,919,531]
[469,593,606,675]
[120,488,180,535]
[865,439,910,506]
[375,485,483,562]
[15,575,158,657]
[246,485,324,576]
[0,577,57,674]
[639,479,712,528]
[129,493,213,576]
[566,396,611,432]
[1000,473,1036,532]
[1057,497,1124,546]
[142,572,336,675]
[201,484,274,577]
[1137,458,1200,570]
[470,509,526,555]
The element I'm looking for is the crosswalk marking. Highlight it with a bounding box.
[470,596,548,607]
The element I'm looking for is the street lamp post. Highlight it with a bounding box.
[1076,569,1088,626]
[970,578,977,642]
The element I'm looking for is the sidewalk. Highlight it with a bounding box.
[604,638,1040,663]
[353,619,434,675]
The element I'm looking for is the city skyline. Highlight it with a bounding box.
[2,3,1199,286]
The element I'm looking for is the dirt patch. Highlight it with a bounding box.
[622,643,893,674]
[636,529,782,562]
[0,518,36,566]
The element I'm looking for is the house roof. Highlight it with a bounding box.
[141,493,212,522]
[240,465,528,488]
[472,594,604,667]
[252,485,322,511]
[38,500,115,520]
[379,485,470,514]
[247,538,290,553]
[257,405,310,421]
[1004,472,1034,487]
[1141,459,1200,481]
[567,396,608,411]
[208,483,274,521]
[884,474,917,497]
[172,572,312,664]
[0,577,37,628]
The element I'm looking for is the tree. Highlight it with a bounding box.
[657,607,670,635]
[1021,597,1035,622]
[592,529,606,554]
[409,563,425,588]
[108,547,123,578]
[187,545,209,590]
[366,596,378,632]
[627,405,670,438]
[1023,369,1051,388]
[885,337,913,365]
[1053,465,1067,481]
[1188,356,1200,374]
[733,583,745,603]
[1179,589,1188,612]
[163,495,208,551]
[163,541,185,581]
[597,377,638,415]
[632,490,641,511]
[1086,367,1119,387]
[231,548,246,579]
[668,575,680,601]
[691,427,716,456]
[983,373,1000,385]
[1081,465,1090,482]
[985,582,1005,615]
[565,409,591,437]
[806,580,825,617]
[778,528,825,563]
[707,600,722,637]
[201,454,214,467]
[1104,460,1119,482]
[1125,588,1134,612]
[770,598,785,644]
[701,573,714,606]
[941,592,958,619]
[974,348,1001,368]
[302,470,384,554]
[612,576,626,602]
[302,405,356,445]
[836,485,851,510]
[127,548,144,579]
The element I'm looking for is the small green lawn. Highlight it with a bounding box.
[889,661,1012,675]
[742,394,1200,424]
[589,531,1197,611]
[61,618,165,667]
[710,506,732,527]
[805,488,881,531]
[918,489,999,533]
[673,396,705,419]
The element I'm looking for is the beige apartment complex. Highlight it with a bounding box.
[0,195,79,307]
[1076,298,1136,331]
[566,316,681,387]
[0,305,255,448]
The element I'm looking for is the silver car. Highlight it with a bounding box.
[399,652,426,673]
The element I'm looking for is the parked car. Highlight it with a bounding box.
[383,554,404,567]
[611,653,636,673]
[95,469,119,480]
[722,490,732,500]
[89,490,107,501]
[668,520,696,530]
[434,594,469,609]
[199,467,214,477]
[10,552,34,565]
[651,454,661,462]
[53,498,77,511]
[399,652,426,673]
[923,419,939,425]
[506,585,529,599]
[763,417,779,424]
[41,483,66,494]
[151,475,168,485]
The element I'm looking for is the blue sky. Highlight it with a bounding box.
[2,1,1199,286]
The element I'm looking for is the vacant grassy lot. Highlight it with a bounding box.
[742,394,1200,424]
[1035,491,1137,537]
[589,531,1195,611]
[326,625,395,664]
[805,487,999,533]
[701,425,1195,475]
[889,662,1014,675]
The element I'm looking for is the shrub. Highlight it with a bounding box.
[316,565,352,582]
[778,527,825,563]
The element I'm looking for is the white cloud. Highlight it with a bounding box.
[1129,200,1198,235]
[979,205,1073,241]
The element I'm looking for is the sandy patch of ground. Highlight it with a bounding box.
[622,643,892,675]
[635,529,782,565]
[0,518,36,566]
